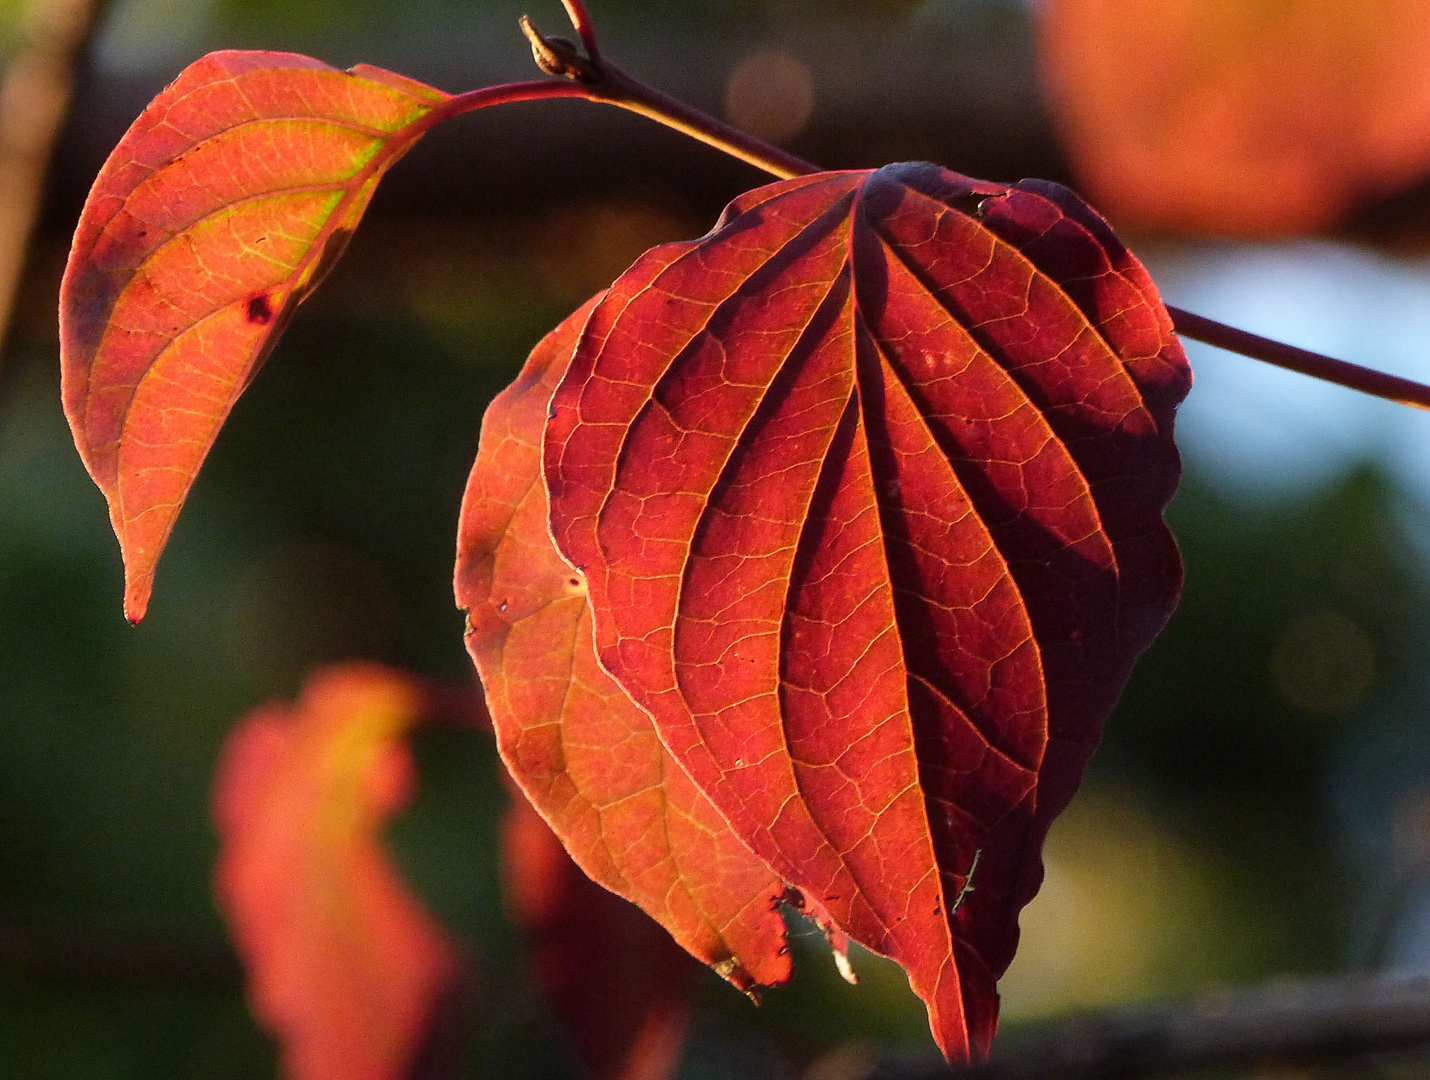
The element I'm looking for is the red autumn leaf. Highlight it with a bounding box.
[213,663,465,1080]
[456,297,792,997]
[1037,0,1430,235]
[59,51,451,622]
[543,164,1190,1061]
[502,778,696,1080]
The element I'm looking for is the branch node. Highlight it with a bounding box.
[520,16,600,83]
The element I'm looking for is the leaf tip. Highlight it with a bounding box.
[123,571,152,624]
[710,957,761,1001]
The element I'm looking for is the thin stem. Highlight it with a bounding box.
[1169,306,1430,413]
[439,78,597,123]
[558,0,601,63]
[518,14,819,179]
[592,58,820,179]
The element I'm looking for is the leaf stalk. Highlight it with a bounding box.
[557,0,601,64]
[1168,306,1430,413]
[515,10,819,179]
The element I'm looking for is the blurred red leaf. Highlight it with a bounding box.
[502,780,696,1080]
[1038,0,1430,235]
[213,663,465,1080]
[457,297,792,997]
[544,164,1190,1061]
[59,52,450,621]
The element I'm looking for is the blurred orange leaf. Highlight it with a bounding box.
[1038,0,1430,234]
[502,784,696,1080]
[213,663,465,1080]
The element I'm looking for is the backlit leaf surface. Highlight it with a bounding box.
[503,781,696,1080]
[457,298,791,996]
[59,51,450,621]
[213,663,464,1080]
[1038,0,1430,234]
[544,164,1191,1060]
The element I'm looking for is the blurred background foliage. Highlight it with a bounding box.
[4,0,1430,1076]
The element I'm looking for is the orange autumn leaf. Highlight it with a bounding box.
[1038,0,1430,235]
[59,52,450,621]
[213,663,464,1080]
[456,297,792,997]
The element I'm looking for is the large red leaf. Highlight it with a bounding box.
[1038,0,1430,234]
[457,298,792,996]
[543,163,1190,1061]
[502,780,696,1080]
[213,663,465,1080]
[59,52,450,621]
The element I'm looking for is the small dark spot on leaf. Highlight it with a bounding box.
[245,294,273,325]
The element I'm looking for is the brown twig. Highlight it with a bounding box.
[514,10,819,179]
[0,0,106,363]
[863,976,1430,1080]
